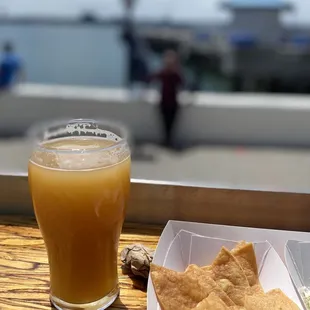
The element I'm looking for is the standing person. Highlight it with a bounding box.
[121,0,149,92]
[121,21,148,88]
[149,50,183,148]
[0,42,24,90]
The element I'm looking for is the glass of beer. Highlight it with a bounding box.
[28,119,131,310]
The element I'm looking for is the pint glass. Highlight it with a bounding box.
[28,119,131,310]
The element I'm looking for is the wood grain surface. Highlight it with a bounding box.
[0,216,162,310]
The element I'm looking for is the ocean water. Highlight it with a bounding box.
[0,24,127,87]
[0,23,231,91]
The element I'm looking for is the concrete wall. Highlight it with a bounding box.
[1,83,310,147]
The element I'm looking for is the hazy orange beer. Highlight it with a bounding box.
[28,120,131,310]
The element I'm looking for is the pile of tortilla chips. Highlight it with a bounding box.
[150,241,299,310]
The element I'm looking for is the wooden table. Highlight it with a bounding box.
[0,216,162,310]
[2,176,310,309]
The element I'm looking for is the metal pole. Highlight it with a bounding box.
[121,0,137,87]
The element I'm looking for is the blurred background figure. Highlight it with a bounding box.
[0,42,24,90]
[149,50,183,148]
[121,0,149,99]
[2,0,310,191]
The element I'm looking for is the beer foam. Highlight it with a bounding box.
[55,152,119,170]
[31,137,129,170]
[43,121,122,143]
[52,142,103,151]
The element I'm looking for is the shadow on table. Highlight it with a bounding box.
[49,300,56,309]
[0,216,37,228]
[49,292,133,309]
[110,299,130,309]
[122,267,148,292]
[50,298,131,310]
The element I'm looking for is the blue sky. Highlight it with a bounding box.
[1,0,309,25]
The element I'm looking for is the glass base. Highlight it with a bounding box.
[50,285,119,310]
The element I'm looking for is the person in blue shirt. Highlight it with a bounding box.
[0,42,24,89]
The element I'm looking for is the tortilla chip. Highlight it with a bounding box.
[185,265,235,306]
[245,284,264,296]
[267,289,299,309]
[217,279,249,307]
[151,264,198,310]
[231,242,259,286]
[151,264,235,310]
[207,247,250,306]
[211,247,249,287]
[186,264,212,277]
[151,244,296,310]
[244,289,299,310]
[194,292,230,309]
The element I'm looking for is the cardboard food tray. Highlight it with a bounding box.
[147,220,303,310]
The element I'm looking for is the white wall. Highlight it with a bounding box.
[2,83,310,147]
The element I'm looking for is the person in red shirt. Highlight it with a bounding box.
[149,50,183,147]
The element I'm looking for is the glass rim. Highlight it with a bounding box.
[32,118,129,155]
